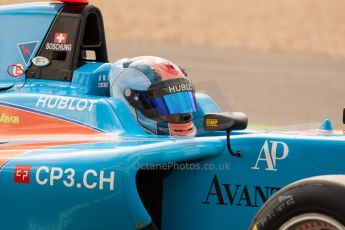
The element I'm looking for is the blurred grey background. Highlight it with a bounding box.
[2,0,345,128]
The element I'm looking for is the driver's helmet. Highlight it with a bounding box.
[109,56,198,137]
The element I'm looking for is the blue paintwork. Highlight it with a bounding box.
[162,133,345,229]
[0,2,62,87]
[320,119,334,131]
[0,2,345,230]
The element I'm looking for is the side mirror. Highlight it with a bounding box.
[204,112,248,132]
[204,112,248,157]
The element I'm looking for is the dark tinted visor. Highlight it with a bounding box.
[125,78,198,121]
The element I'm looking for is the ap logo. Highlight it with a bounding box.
[252,140,289,171]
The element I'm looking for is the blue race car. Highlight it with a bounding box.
[0,1,344,230]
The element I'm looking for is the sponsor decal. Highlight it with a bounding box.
[0,113,19,124]
[14,165,115,190]
[54,33,68,44]
[168,83,194,93]
[205,118,218,127]
[46,32,72,52]
[36,96,97,112]
[17,41,39,66]
[35,166,115,191]
[202,175,280,208]
[12,64,24,77]
[7,64,25,77]
[252,140,289,171]
[32,56,50,67]
[14,165,32,184]
[98,75,109,88]
[46,43,72,52]
[98,83,109,88]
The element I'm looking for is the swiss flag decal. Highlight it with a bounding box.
[54,33,68,44]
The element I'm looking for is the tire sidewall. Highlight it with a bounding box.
[250,181,345,230]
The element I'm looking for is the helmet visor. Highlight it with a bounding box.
[149,91,198,116]
[127,90,198,120]
[163,91,197,114]
[125,78,198,120]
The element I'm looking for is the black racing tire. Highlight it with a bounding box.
[249,175,345,230]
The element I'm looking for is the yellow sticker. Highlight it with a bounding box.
[206,118,218,127]
[0,113,20,124]
[252,224,258,230]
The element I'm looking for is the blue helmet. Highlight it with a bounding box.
[109,56,198,136]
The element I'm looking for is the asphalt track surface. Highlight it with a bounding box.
[109,42,345,129]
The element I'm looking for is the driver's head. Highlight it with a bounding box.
[110,56,198,137]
